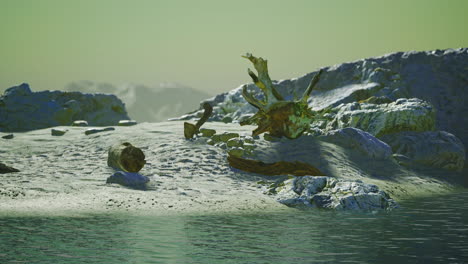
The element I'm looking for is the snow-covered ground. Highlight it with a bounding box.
[0,121,464,216]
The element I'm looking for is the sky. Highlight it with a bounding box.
[1,0,467,95]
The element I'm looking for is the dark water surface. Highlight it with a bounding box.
[1,191,468,264]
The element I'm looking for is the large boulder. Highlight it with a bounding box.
[318,127,392,160]
[177,48,468,157]
[0,83,130,132]
[272,176,398,210]
[381,131,465,171]
[325,98,436,137]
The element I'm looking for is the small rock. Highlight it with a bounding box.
[85,127,115,135]
[118,120,138,126]
[0,163,20,174]
[226,138,244,148]
[211,132,239,143]
[51,128,68,136]
[228,148,244,158]
[106,171,149,189]
[1,134,14,139]
[72,120,88,127]
[200,128,216,137]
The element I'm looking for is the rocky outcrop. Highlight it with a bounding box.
[271,176,398,210]
[318,127,392,160]
[324,98,436,137]
[177,48,468,157]
[0,83,130,132]
[381,131,465,171]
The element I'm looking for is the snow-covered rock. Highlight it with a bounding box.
[273,176,398,210]
[325,98,436,137]
[0,83,130,132]
[177,48,468,156]
[381,131,465,171]
[318,127,392,160]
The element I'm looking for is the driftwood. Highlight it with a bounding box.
[184,102,213,139]
[227,154,324,176]
[240,53,323,139]
[107,142,146,172]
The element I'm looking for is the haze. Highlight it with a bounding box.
[1,0,467,95]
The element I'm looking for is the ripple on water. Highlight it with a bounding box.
[1,191,468,263]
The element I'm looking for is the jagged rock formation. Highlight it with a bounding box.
[177,48,468,159]
[0,83,130,132]
[270,176,398,210]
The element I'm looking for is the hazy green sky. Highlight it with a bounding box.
[1,0,467,95]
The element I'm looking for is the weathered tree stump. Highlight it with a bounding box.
[227,154,324,176]
[107,142,146,172]
[240,53,323,139]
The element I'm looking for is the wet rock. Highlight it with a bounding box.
[118,120,137,126]
[106,171,149,189]
[273,176,397,210]
[51,128,68,136]
[85,127,115,135]
[318,127,392,160]
[72,120,89,127]
[0,163,20,174]
[382,131,465,171]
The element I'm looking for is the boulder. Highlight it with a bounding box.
[273,176,397,210]
[106,171,149,189]
[327,98,436,137]
[381,131,465,171]
[0,83,130,132]
[318,127,392,160]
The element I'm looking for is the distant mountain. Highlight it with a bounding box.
[64,81,211,122]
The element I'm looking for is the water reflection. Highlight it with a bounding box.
[1,191,468,263]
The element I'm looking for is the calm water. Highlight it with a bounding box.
[1,191,468,264]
